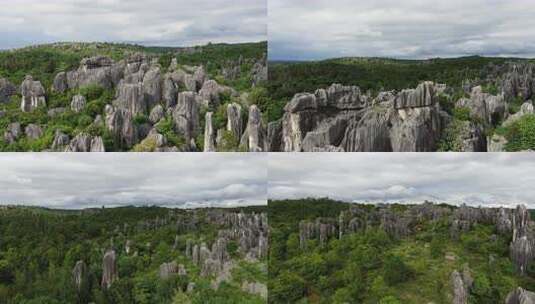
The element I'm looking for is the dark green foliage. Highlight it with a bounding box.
[269,199,525,303]
[0,205,267,303]
[155,118,185,148]
[504,114,535,151]
[453,107,471,121]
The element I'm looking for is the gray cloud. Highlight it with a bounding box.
[0,153,267,209]
[0,0,266,49]
[268,153,535,208]
[269,0,535,60]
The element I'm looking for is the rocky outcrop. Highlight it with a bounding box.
[173,92,199,148]
[275,82,442,152]
[510,205,534,275]
[453,121,486,152]
[20,75,46,112]
[64,56,118,90]
[451,268,473,304]
[241,281,268,299]
[240,105,267,152]
[487,134,508,152]
[101,249,118,289]
[506,287,535,304]
[199,80,228,108]
[227,103,243,139]
[65,133,105,152]
[204,112,216,152]
[456,86,506,125]
[71,95,87,113]
[105,105,136,148]
[72,260,87,291]
[299,219,337,249]
[51,130,70,150]
[0,78,17,103]
[52,72,68,93]
[159,261,186,279]
[24,124,43,140]
[3,122,21,144]
[504,101,534,127]
[149,105,165,124]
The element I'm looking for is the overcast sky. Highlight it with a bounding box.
[0,0,266,49]
[269,0,535,60]
[269,153,535,209]
[0,153,266,209]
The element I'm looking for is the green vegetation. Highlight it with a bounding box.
[0,205,266,304]
[503,115,535,151]
[269,199,534,303]
[0,41,266,152]
[267,56,519,121]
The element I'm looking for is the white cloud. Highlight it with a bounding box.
[269,0,535,60]
[0,153,267,209]
[268,153,535,208]
[0,0,266,49]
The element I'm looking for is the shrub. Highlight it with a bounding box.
[453,107,471,121]
[78,84,105,100]
[382,254,413,286]
[504,114,535,151]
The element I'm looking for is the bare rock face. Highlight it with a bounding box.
[299,219,337,249]
[267,120,283,152]
[162,74,178,108]
[455,86,506,125]
[302,116,348,152]
[24,124,43,140]
[241,281,268,299]
[204,112,216,152]
[51,130,70,151]
[71,94,87,113]
[48,107,66,117]
[193,66,207,89]
[65,133,105,152]
[394,81,436,109]
[510,205,534,275]
[451,269,473,304]
[149,105,165,124]
[66,56,116,90]
[105,105,136,148]
[0,78,17,103]
[52,72,68,93]
[159,261,179,279]
[276,81,442,152]
[487,134,508,152]
[227,103,243,140]
[454,121,486,152]
[500,63,535,101]
[341,108,393,152]
[173,92,199,147]
[114,82,146,115]
[72,260,87,291]
[199,80,225,108]
[101,249,118,289]
[4,122,21,144]
[21,75,46,112]
[240,105,267,152]
[506,287,535,304]
[142,66,162,110]
[390,105,442,152]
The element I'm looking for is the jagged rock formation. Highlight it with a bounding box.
[51,130,70,151]
[241,281,268,299]
[451,268,473,304]
[24,124,43,140]
[506,287,535,304]
[101,249,118,289]
[0,78,16,103]
[65,133,105,152]
[204,112,216,152]
[72,260,87,291]
[20,75,46,112]
[240,105,267,152]
[3,122,21,144]
[159,261,187,279]
[272,82,444,152]
[300,202,535,278]
[70,94,87,113]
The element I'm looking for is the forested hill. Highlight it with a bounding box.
[267,56,533,102]
[0,205,268,304]
[269,199,535,303]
